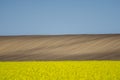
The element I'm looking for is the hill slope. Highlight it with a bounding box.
[0,34,120,61]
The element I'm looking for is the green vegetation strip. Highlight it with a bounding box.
[0,61,120,80]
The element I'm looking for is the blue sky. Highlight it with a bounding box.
[0,0,120,35]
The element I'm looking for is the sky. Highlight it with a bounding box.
[0,0,120,35]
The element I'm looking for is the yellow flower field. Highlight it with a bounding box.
[0,61,120,80]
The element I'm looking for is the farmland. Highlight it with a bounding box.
[0,61,120,80]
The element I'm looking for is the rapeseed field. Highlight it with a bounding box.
[0,61,120,80]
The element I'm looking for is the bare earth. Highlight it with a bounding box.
[0,34,120,61]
